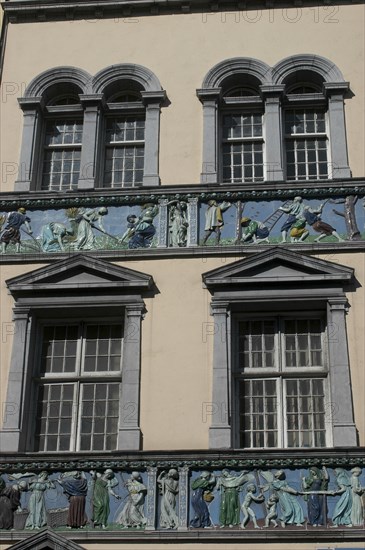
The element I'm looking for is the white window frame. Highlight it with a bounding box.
[232,313,332,449]
[221,107,265,184]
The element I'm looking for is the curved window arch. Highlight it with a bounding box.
[273,54,351,181]
[197,55,351,185]
[15,65,166,191]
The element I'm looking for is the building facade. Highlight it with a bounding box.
[0,0,364,549]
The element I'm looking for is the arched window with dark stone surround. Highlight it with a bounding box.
[15,64,166,192]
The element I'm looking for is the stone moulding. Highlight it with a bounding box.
[3,0,365,24]
[0,180,365,210]
[0,448,364,472]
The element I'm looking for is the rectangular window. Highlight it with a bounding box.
[104,116,145,187]
[285,110,328,180]
[222,113,264,183]
[236,316,328,448]
[34,322,123,452]
[42,120,83,191]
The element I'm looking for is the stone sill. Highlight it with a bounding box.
[1,240,365,265]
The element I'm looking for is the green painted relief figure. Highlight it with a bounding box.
[217,470,254,527]
[91,469,120,529]
[25,471,55,530]
[240,217,270,244]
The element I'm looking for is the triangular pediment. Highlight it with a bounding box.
[203,248,353,288]
[6,254,153,293]
[9,528,86,550]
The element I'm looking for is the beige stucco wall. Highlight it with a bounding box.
[0,4,364,190]
[0,251,364,451]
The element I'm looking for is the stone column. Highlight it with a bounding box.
[118,303,144,450]
[15,98,44,191]
[78,94,104,189]
[141,91,166,186]
[327,297,357,446]
[324,82,351,179]
[157,198,169,247]
[260,85,285,181]
[145,466,158,530]
[187,197,199,247]
[0,306,31,451]
[197,88,221,184]
[177,465,190,530]
[209,301,231,448]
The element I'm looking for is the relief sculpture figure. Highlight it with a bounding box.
[240,484,264,529]
[0,477,27,530]
[57,471,88,529]
[217,469,254,528]
[0,208,32,253]
[117,472,147,528]
[260,470,304,527]
[302,466,329,526]
[25,471,54,530]
[91,469,120,529]
[168,201,189,247]
[190,471,216,528]
[331,468,353,527]
[157,469,179,529]
[74,207,108,250]
[202,200,231,245]
[350,467,364,526]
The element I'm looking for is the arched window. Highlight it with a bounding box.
[198,55,351,185]
[273,55,352,181]
[15,65,166,192]
[102,80,146,188]
[220,75,264,184]
[41,83,84,191]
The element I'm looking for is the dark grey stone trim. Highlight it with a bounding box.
[9,529,86,550]
[203,248,358,449]
[1,448,364,470]
[272,54,345,84]
[24,66,92,97]
[201,57,272,89]
[4,0,365,25]
[92,63,163,94]
[2,255,154,453]
[2,239,365,266]
[2,178,365,210]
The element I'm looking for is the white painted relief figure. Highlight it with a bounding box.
[117,472,147,529]
[157,469,179,529]
[350,467,365,526]
[240,484,264,529]
[74,207,108,250]
[168,201,189,247]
